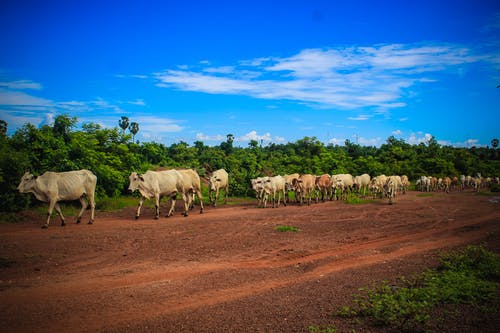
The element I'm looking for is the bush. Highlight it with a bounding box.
[334,246,500,331]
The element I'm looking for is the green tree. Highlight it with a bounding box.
[119,116,130,133]
[0,120,7,137]
[129,122,139,142]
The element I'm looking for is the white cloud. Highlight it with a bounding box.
[407,132,434,145]
[392,129,403,136]
[237,130,272,142]
[348,114,371,121]
[0,80,42,90]
[128,99,146,106]
[196,133,225,142]
[154,43,487,111]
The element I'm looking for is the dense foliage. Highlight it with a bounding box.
[1,115,499,212]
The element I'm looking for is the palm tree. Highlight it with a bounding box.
[492,138,499,149]
[129,122,139,142]
[119,116,130,133]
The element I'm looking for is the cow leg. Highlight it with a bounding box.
[54,202,66,227]
[224,186,228,204]
[43,200,57,228]
[182,191,192,217]
[197,189,204,214]
[87,192,96,224]
[135,197,145,220]
[211,189,217,207]
[76,196,88,224]
[167,193,177,217]
[154,194,160,219]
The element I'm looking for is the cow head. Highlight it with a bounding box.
[208,175,221,192]
[17,172,36,193]
[128,172,144,192]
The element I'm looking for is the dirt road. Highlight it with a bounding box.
[1,191,499,332]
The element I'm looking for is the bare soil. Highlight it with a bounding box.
[0,191,499,333]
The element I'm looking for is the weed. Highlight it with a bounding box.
[275,225,300,232]
[308,325,337,333]
[345,194,373,204]
[331,245,499,331]
[416,193,434,197]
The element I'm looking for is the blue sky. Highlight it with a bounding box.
[1,0,499,147]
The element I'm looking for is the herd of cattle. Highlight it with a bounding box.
[16,169,497,228]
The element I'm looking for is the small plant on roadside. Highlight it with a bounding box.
[331,245,499,331]
[416,193,433,197]
[275,225,300,232]
[346,193,373,204]
[307,325,337,333]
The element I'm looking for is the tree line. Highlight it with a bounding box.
[0,115,499,212]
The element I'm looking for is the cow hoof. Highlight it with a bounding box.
[41,224,48,229]
[61,222,66,227]
[135,216,139,220]
[154,216,159,220]
[76,219,81,224]
[88,221,93,225]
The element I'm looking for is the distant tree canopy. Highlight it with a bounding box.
[0,117,499,212]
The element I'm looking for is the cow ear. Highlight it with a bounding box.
[216,178,221,182]
[139,175,145,181]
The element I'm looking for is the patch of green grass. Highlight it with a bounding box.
[96,196,139,211]
[331,245,499,331]
[275,225,300,232]
[346,194,374,204]
[416,193,434,197]
[307,325,337,333]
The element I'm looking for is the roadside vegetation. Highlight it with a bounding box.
[1,114,499,213]
[308,245,500,332]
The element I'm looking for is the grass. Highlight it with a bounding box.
[330,245,499,331]
[275,225,300,232]
[345,193,374,204]
[416,192,434,197]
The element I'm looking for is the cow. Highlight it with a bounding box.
[369,175,387,198]
[177,169,204,214]
[400,175,410,194]
[331,173,354,201]
[257,175,287,208]
[17,169,97,229]
[283,173,300,204]
[384,175,402,205]
[353,173,371,197]
[128,169,192,219]
[315,174,333,203]
[251,177,266,207]
[293,174,316,206]
[208,169,229,207]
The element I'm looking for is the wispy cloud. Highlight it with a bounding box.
[154,43,490,111]
[0,80,42,90]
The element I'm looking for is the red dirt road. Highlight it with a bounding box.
[1,191,499,332]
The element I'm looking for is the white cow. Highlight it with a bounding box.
[254,176,287,208]
[128,169,192,219]
[369,175,387,198]
[17,169,97,229]
[353,173,371,197]
[251,176,266,207]
[384,175,402,205]
[293,174,316,206]
[331,173,354,200]
[177,169,204,214]
[208,169,229,207]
